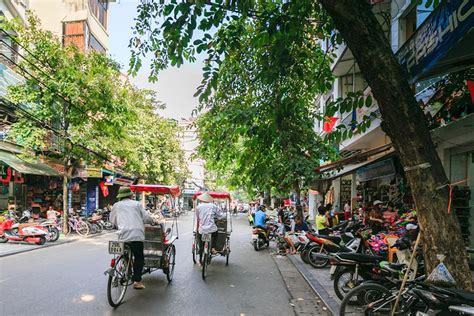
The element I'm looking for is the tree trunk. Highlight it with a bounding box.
[62,155,69,234]
[319,0,471,289]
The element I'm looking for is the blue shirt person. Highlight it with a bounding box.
[254,207,267,228]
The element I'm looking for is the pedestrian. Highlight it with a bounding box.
[110,186,154,290]
[316,206,330,235]
[368,200,384,234]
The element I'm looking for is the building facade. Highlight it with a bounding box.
[313,0,474,249]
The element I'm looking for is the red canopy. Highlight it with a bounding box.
[129,184,181,197]
[193,191,231,200]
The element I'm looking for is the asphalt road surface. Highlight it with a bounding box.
[0,212,294,316]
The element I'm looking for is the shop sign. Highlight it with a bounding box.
[396,0,474,83]
[104,175,114,186]
[357,158,396,182]
[86,168,102,178]
[114,177,134,186]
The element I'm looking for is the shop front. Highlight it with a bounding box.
[0,142,62,216]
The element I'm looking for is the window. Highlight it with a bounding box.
[89,0,108,30]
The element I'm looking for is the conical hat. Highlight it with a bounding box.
[197,192,214,203]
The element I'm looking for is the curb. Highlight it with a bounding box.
[288,255,340,315]
[0,231,109,258]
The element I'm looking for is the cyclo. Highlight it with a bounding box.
[192,191,233,279]
[105,184,180,307]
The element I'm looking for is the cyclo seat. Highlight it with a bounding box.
[337,252,385,263]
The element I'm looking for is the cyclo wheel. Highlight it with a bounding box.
[202,242,208,280]
[107,252,131,307]
[165,244,176,283]
[225,238,230,266]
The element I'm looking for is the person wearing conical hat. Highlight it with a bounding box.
[110,186,154,290]
[195,192,223,263]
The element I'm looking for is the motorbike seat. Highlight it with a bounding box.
[336,252,385,263]
[316,234,341,244]
[380,262,405,272]
[439,287,474,302]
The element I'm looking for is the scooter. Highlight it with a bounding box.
[18,210,60,242]
[0,219,48,245]
[252,226,270,251]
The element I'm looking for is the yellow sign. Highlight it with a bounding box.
[86,168,102,178]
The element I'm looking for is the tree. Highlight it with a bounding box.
[2,14,188,230]
[128,0,471,288]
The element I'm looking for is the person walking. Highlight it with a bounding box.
[110,186,154,290]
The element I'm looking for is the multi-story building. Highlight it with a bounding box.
[314,0,474,248]
[178,117,206,209]
[28,0,111,53]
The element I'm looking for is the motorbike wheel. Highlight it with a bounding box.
[36,236,46,245]
[334,267,365,301]
[95,223,103,234]
[47,227,60,242]
[300,248,310,264]
[165,244,176,283]
[253,239,260,251]
[0,235,8,243]
[104,221,114,230]
[307,245,329,268]
[339,283,392,316]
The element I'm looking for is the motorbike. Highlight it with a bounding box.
[252,226,270,251]
[0,219,48,245]
[18,210,60,242]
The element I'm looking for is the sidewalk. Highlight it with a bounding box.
[0,232,109,258]
[273,254,332,316]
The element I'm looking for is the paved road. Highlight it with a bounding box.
[0,213,294,316]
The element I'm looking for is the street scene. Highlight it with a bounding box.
[0,0,474,315]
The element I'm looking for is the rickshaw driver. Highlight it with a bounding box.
[110,186,155,290]
[195,192,223,262]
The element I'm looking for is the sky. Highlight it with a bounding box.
[108,1,203,120]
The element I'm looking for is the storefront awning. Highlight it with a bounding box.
[0,150,61,176]
[315,143,393,173]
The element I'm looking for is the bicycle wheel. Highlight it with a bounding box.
[339,283,391,316]
[202,242,208,280]
[107,254,131,307]
[76,221,90,236]
[165,244,176,283]
[334,267,365,301]
[192,235,199,264]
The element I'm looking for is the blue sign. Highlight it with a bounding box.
[86,185,97,214]
[396,0,474,83]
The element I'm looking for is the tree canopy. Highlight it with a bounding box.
[2,13,187,184]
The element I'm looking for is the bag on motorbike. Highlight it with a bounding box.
[426,261,456,287]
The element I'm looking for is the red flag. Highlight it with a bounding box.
[467,80,474,104]
[323,117,338,133]
[99,181,109,197]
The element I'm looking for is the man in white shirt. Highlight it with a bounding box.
[195,192,222,263]
[110,186,154,290]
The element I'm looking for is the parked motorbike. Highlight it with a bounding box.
[0,219,48,245]
[18,210,60,242]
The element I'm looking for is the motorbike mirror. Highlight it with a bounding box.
[166,228,172,235]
